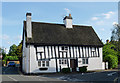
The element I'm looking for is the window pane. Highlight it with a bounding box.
[38,61,41,66]
[62,60,64,64]
[42,61,45,67]
[46,61,49,66]
[65,47,68,50]
[59,60,61,64]
[62,47,64,50]
[86,59,88,64]
[65,59,67,64]
[82,59,85,64]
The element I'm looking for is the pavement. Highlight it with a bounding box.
[1,67,120,83]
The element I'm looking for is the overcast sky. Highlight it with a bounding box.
[1,2,118,53]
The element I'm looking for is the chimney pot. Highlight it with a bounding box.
[69,14,71,17]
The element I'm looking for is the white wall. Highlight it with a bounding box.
[29,45,56,73]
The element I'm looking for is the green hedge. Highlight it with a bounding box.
[79,66,87,73]
[61,68,70,73]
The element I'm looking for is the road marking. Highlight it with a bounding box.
[7,76,18,81]
[107,72,117,76]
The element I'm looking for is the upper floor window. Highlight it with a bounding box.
[61,46,68,51]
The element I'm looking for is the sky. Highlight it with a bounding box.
[1,2,118,53]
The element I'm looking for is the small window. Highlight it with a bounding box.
[82,58,88,64]
[59,59,67,64]
[61,46,68,51]
[38,61,49,67]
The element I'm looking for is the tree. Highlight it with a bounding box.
[16,40,23,69]
[16,40,22,58]
[111,23,120,63]
[103,43,118,68]
[1,48,7,60]
[104,54,118,69]
[8,44,17,56]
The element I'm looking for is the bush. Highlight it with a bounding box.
[104,54,118,69]
[61,68,70,73]
[79,66,87,73]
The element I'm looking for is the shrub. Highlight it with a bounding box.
[79,66,87,73]
[61,68,70,73]
[104,54,118,69]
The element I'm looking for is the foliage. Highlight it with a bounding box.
[104,54,118,69]
[2,40,23,67]
[103,43,118,68]
[2,60,6,65]
[8,44,17,56]
[1,48,7,60]
[103,43,117,59]
[61,68,70,73]
[79,66,87,73]
[6,56,19,61]
[111,23,120,63]
[16,41,22,58]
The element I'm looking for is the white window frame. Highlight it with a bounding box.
[38,60,49,67]
[82,58,88,64]
[59,59,67,64]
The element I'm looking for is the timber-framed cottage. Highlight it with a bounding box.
[22,13,105,74]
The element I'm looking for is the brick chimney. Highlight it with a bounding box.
[26,13,32,38]
[63,14,73,28]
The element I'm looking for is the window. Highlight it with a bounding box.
[61,46,68,51]
[38,61,49,67]
[82,58,88,64]
[59,59,67,64]
[91,48,96,57]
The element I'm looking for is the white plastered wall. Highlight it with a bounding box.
[78,47,104,70]
[29,45,56,73]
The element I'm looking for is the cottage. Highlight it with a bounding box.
[22,13,105,74]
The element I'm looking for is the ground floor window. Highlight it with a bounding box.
[59,59,67,64]
[38,61,49,67]
[82,58,88,64]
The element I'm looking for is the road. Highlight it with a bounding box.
[44,70,120,83]
[1,67,120,83]
[2,67,62,82]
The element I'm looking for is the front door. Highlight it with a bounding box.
[70,59,77,72]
